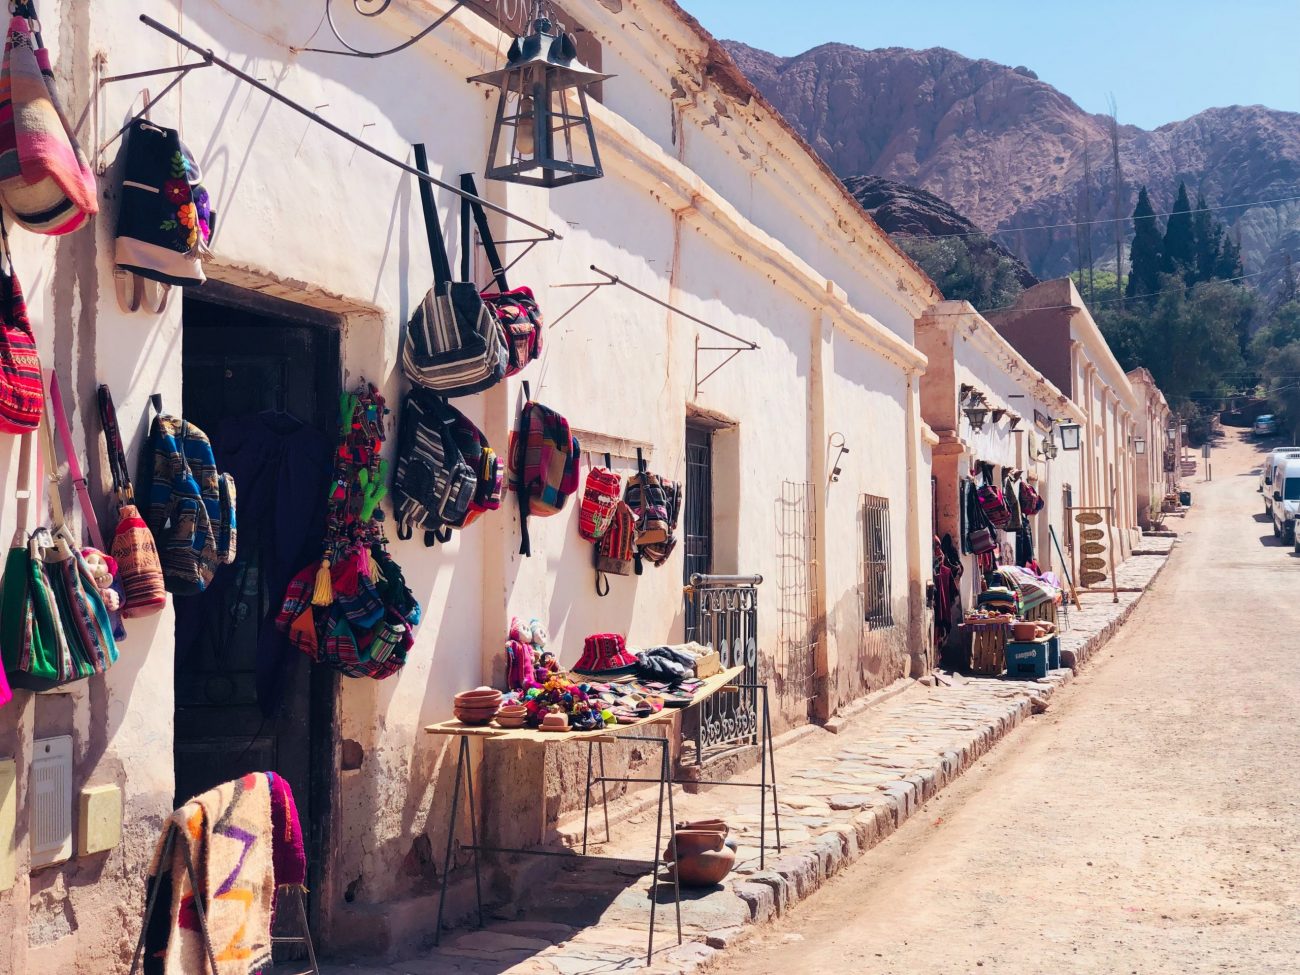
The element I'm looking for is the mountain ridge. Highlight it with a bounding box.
[723,40,1300,285]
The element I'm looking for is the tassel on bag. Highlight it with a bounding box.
[311,558,334,607]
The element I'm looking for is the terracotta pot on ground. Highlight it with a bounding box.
[664,821,728,862]
[673,845,737,886]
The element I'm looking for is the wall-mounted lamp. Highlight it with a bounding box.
[1042,437,1059,460]
[829,432,849,483]
[1135,436,1147,455]
[1058,421,1082,452]
[962,390,989,431]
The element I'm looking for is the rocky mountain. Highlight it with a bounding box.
[726,41,1300,287]
[843,175,1037,289]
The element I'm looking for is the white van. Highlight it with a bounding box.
[1271,458,1300,544]
[1262,448,1300,514]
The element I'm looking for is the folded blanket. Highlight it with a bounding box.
[144,773,274,975]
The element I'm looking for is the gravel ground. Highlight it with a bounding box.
[725,431,1300,975]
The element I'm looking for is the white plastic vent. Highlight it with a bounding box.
[30,736,72,869]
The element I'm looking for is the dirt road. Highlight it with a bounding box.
[727,431,1300,975]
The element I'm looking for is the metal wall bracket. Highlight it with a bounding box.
[551,264,759,396]
[292,0,468,59]
[96,15,565,242]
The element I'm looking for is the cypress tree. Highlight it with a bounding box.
[1216,230,1244,280]
[1162,181,1195,275]
[1126,186,1164,299]
[1191,192,1221,285]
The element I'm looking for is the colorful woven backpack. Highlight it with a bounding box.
[509,399,580,557]
[976,481,1011,530]
[139,397,237,595]
[0,229,42,433]
[594,500,636,595]
[578,467,622,543]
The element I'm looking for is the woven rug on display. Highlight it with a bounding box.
[143,773,275,975]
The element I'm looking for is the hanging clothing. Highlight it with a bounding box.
[1016,520,1036,567]
[1003,471,1025,531]
[961,477,982,555]
[174,413,333,715]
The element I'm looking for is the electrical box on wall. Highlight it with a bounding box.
[0,758,15,891]
[30,736,73,869]
[78,784,122,856]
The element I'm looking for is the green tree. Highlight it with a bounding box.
[1250,301,1300,361]
[1262,341,1300,441]
[1216,230,1244,280]
[1126,186,1163,299]
[1162,181,1195,276]
[1094,304,1145,372]
[1139,275,1246,403]
[894,236,1025,311]
[1190,193,1223,285]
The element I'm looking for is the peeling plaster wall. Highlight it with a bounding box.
[0,1,936,970]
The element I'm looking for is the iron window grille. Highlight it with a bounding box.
[862,494,893,629]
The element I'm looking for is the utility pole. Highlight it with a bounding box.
[1107,96,1124,306]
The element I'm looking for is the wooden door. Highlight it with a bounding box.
[175,291,339,945]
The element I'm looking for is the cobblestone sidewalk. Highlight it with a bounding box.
[314,545,1171,975]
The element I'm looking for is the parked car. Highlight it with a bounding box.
[1255,414,1279,437]
[1262,448,1300,514]
[1271,458,1300,542]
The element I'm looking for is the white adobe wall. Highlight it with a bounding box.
[0,1,935,969]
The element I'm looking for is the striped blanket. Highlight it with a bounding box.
[993,566,1062,614]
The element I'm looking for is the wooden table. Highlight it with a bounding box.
[424,666,780,966]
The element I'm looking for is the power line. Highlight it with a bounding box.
[890,191,1300,242]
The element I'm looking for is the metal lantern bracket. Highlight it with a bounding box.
[552,265,759,395]
[292,0,469,59]
[95,15,565,243]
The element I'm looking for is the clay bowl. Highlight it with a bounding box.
[672,846,737,887]
[455,689,503,706]
[495,714,527,729]
[454,708,498,726]
[1012,621,1039,641]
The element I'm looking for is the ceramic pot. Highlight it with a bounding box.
[454,707,497,726]
[1012,621,1039,641]
[455,689,502,705]
[673,845,737,886]
[665,829,725,862]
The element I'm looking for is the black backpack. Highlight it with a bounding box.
[391,389,478,547]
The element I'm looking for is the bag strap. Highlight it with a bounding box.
[37,411,66,532]
[97,384,134,503]
[459,173,509,292]
[412,144,452,289]
[11,431,33,546]
[49,372,104,550]
[515,404,532,558]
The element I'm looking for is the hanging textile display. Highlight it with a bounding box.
[0,9,98,235]
[113,118,215,312]
[276,381,421,680]
[509,398,580,557]
[1,411,119,692]
[624,465,681,573]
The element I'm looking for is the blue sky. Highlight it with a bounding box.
[682,0,1300,129]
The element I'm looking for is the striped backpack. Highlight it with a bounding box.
[625,470,682,570]
[509,400,580,557]
[400,145,507,397]
[594,500,636,595]
[976,481,1012,530]
[139,397,236,594]
[391,389,479,547]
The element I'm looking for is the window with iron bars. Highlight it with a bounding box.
[862,494,893,629]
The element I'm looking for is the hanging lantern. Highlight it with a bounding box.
[1058,421,1082,452]
[470,8,612,188]
[962,390,989,431]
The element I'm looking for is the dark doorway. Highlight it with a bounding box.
[174,284,340,944]
[683,422,714,638]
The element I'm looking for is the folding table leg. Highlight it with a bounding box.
[763,684,783,854]
[663,738,682,946]
[463,737,485,928]
[295,886,321,975]
[597,741,611,844]
[435,735,472,945]
[582,739,594,855]
[646,738,669,966]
